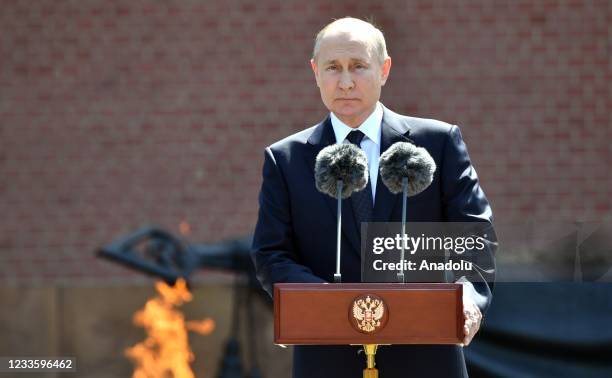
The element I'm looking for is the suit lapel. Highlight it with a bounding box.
[372,107,413,222]
[306,117,361,255]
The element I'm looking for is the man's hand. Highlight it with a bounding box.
[462,294,482,346]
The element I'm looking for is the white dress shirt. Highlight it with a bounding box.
[330,102,383,204]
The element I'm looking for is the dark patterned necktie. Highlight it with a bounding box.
[346,130,373,233]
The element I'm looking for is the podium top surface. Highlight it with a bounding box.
[275,282,462,290]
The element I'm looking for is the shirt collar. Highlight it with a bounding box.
[330,102,383,146]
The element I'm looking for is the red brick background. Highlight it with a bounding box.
[1,0,610,284]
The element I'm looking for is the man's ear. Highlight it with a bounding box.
[310,59,320,87]
[380,56,392,86]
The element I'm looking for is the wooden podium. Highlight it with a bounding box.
[274,283,463,377]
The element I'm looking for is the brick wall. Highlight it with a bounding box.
[1,0,610,284]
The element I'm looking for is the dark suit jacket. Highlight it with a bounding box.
[251,105,496,378]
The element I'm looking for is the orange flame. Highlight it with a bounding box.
[179,220,191,236]
[125,278,215,378]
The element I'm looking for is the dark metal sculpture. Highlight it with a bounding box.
[97,226,258,287]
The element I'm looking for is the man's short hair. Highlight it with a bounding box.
[312,17,389,65]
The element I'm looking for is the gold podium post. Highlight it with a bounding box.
[362,344,379,378]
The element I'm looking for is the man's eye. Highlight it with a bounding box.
[326,66,338,71]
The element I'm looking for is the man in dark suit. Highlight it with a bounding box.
[251,17,495,378]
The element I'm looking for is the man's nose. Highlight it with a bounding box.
[338,71,354,91]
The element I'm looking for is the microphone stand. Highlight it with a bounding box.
[397,177,408,284]
[334,179,343,283]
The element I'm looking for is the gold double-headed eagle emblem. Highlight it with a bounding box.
[351,295,386,333]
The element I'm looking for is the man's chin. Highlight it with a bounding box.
[331,110,367,127]
[332,105,361,117]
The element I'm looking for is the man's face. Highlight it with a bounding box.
[311,32,391,128]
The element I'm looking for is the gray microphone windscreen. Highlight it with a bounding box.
[315,143,369,199]
[379,142,436,196]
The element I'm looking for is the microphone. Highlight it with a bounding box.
[379,142,436,283]
[315,143,369,283]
